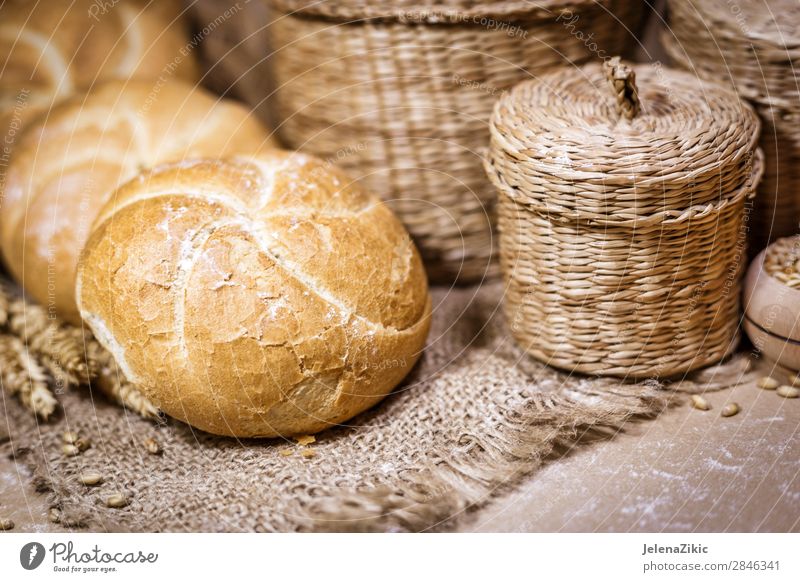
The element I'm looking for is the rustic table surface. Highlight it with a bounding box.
[2,357,798,533]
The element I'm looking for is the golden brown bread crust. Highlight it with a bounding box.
[0,0,198,128]
[0,79,272,323]
[76,152,431,437]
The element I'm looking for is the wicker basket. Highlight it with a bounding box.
[663,0,800,254]
[265,0,644,284]
[485,58,763,378]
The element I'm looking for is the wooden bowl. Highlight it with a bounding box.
[743,248,800,371]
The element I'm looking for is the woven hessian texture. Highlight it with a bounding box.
[663,0,800,254]
[485,61,763,378]
[265,0,644,284]
[2,283,756,532]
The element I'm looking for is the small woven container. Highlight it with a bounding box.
[486,58,763,378]
[266,0,644,283]
[663,0,800,254]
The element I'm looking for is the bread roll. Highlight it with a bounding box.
[0,80,271,323]
[0,0,198,141]
[76,152,431,437]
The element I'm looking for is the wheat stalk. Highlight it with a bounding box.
[0,335,58,420]
[8,298,95,385]
[0,277,159,420]
[89,343,161,419]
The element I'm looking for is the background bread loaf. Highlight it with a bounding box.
[0,79,272,323]
[0,0,198,143]
[76,152,431,437]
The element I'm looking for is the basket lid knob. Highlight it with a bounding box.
[604,56,640,121]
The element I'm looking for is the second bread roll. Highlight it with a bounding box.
[0,0,199,144]
[0,79,271,323]
[76,152,431,437]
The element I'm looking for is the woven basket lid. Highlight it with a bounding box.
[487,58,762,226]
[270,0,608,23]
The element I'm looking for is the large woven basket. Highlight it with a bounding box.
[663,0,800,254]
[266,0,644,284]
[485,58,763,378]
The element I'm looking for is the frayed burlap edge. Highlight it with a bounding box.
[6,381,669,532]
[303,384,669,531]
[5,352,756,533]
[302,355,754,531]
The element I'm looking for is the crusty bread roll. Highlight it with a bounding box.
[0,0,198,140]
[76,152,431,437]
[0,80,271,324]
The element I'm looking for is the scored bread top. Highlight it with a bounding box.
[0,79,271,323]
[0,0,196,97]
[0,0,198,149]
[76,152,431,437]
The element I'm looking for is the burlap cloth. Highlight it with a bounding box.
[1,282,755,532]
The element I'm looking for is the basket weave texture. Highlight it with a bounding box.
[267,0,644,283]
[663,0,800,254]
[486,59,763,378]
[271,0,616,21]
